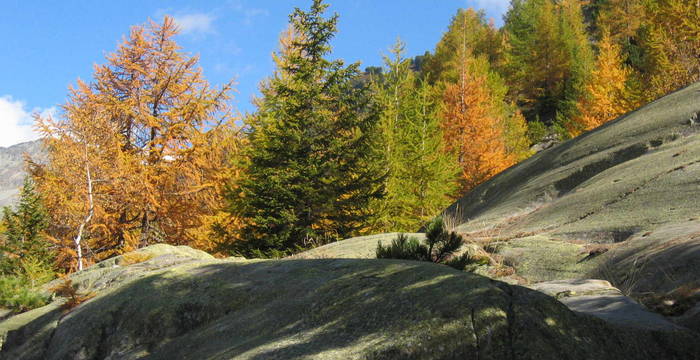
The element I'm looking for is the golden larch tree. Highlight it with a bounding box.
[31,17,239,270]
[441,55,512,194]
[570,28,632,135]
[642,0,700,101]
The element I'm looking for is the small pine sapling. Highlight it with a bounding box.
[376,234,428,261]
[376,216,472,270]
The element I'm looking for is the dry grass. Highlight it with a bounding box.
[489,265,516,278]
[442,204,464,233]
[640,284,700,316]
[119,252,155,266]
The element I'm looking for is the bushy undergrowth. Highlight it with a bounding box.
[376,217,474,270]
[0,275,50,312]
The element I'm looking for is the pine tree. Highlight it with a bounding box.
[371,40,459,232]
[0,178,53,274]
[571,28,633,135]
[229,0,384,257]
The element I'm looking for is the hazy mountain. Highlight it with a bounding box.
[0,140,44,208]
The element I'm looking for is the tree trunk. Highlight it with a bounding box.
[74,144,94,271]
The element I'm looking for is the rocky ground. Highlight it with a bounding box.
[1,244,699,359]
[1,84,700,358]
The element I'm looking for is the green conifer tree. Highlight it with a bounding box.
[1,177,53,273]
[503,0,594,132]
[372,40,459,232]
[421,8,503,84]
[228,0,384,257]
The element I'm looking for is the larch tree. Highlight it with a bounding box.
[570,28,633,135]
[503,0,594,131]
[441,54,512,194]
[31,17,237,270]
[597,0,647,42]
[32,83,130,271]
[371,40,459,232]
[425,7,531,162]
[422,8,504,85]
[227,0,384,257]
[640,0,700,101]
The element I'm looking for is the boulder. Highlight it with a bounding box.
[1,250,699,359]
[529,279,684,331]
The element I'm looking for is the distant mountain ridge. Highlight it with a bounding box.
[0,140,44,208]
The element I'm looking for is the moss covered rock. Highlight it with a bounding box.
[1,247,699,359]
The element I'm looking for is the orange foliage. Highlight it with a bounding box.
[30,17,242,270]
[440,56,512,194]
[570,29,632,136]
[50,276,96,312]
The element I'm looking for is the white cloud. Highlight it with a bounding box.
[473,0,511,15]
[0,96,55,148]
[242,8,269,26]
[173,13,215,36]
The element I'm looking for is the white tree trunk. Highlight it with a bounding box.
[74,144,94,271]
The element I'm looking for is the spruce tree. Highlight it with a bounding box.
[372,41,459,232]
[230,0,384,257]
[1,178,53,273]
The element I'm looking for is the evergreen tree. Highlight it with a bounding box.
[372,40,459,232]
[229,0,384,257]
[0,178,53,273]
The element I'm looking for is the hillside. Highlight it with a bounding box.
[0,140,43,208]
[437,81,700,326]
[1,244,698,359]
[302,82,700,331]
[2,83,700,358]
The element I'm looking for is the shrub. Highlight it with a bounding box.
[19,256,55,287]
[50,276,95,312]
[424,217,462,263]
[0,275,50,312]
[376,234,428,261]
[377,217,473,271]
[527,120,548,144]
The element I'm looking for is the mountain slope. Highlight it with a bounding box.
[445,81,700,237]
[437,81,700,328]
[0,140,44,208]
[298,82,700,333]
[1,244,698,359]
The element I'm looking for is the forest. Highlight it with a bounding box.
[1,0,699,311]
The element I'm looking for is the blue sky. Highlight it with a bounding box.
[0,0,510,147]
